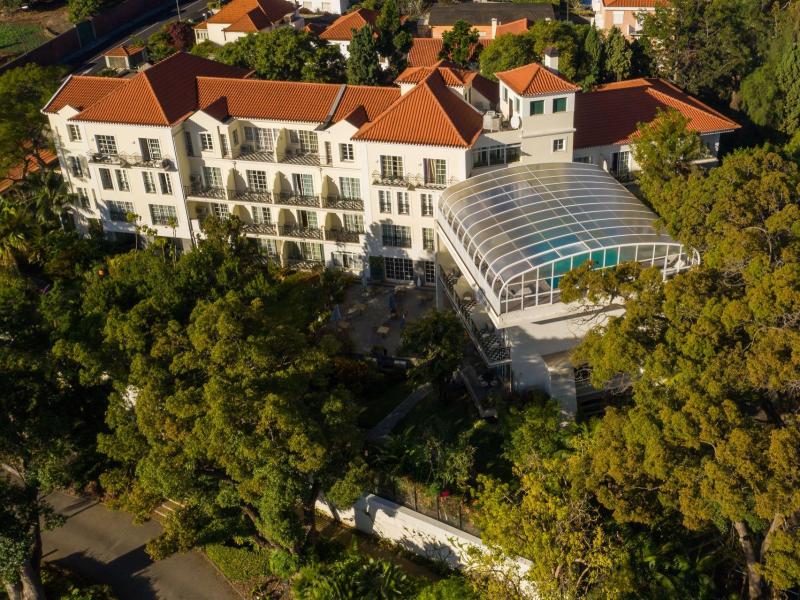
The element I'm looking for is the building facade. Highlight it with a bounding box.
[591,0,665,39]
[193,0,301,45]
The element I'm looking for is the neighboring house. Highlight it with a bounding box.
[103,44,148,71]
[573,78,740,179]
[298,0,352,15]
[193,0,301,45]
[319,8,378,59]
[395,60,498,111]
[406,37,490,68]
[0,149,58,195]
[591,0,666,39]
[426,2,553,39]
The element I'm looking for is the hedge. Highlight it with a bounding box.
[204,544,273,582]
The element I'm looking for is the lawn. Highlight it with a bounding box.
[0,23,48,56]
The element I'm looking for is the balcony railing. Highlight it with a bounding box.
[237,148,275,162]
[438,266,511,365]
[371,171,457,189]
[88,152,175,170]
[323,196,364,211]
[184,184,227,200]
[275,192,321,208]
[279,224,324,240]
[231,187,272,203]
[241,223,277,236]
[278,151,320,167]
[325,229,361,243]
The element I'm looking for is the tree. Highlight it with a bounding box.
[638,0,765,103]
[347,25,381,86]
[400,309,463,401]
[602,27,631,82]
[439,20,480,68]
[525,20,586,83]
[375,0,411,73]
[217,28,345,82]
[0,64,62,180]
[582,25,603,87]
[190,40,219,59]
[630,108,705,202]
[562,146,800,598]
[165,21,195,52]
[479,33,537,81]
[67,0,101,23]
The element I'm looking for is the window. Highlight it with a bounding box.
[339,143,354,161]
[332,251,361,269]
[220,134,229,157]
[76,188,90,209]
[378,190,391,213]
[244,127,275,152]
[611,151,631,177]
[211,203,229,218]
[115,169,130,191]
[184,131,195,156]
[142,172,156,193]
[423,158,447,185]
[67,124,81,142]
[297,210,318,229]
[339,177,360,199]
[298,242,323,261]
[422,227,434,251]
[529,100,544,116]
[232,130,239,146]
[68,156,83,177]
[552,138,565,152]
[384,257,413,280]
[252,205,271,225]
[199,132,213,151]
[396,191,409,215]
[297,131,318,155]
[423,260,435,284]
[380,155,404,179]
[158,172,173,194]
[292,173,314,197]
[613,10,623,24]
[246,170,269,192]
[420,193,434,217]
[196,29,209,40]
[324,141,332,165]
[502,86,508,102]
[203,166,222,188]
[472,144,521,168]
[140,139,162,161]
[107,200,133,221]
[574,156,592,164]
[99,168,113,190]
[95,135,117,155]
[343,213,363,232]
[258,238,278,256]
[149,204,177,225]
[553,97,568,113]
[515,98,520,113]
[381,223,411,248]
[288,130,299,143]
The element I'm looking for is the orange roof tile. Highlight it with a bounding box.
[67,53,249,126]
[43,76,126,113]
[603,0,665,7]
[574,78,739,149]
[395,60,476,87]
[320,8,378,41]
[495,18,531,36]
[104,44,145,57]
[0,149,58,194]
[333,85,401,123]
[193,21,208,29]
[354,70,482,147]
[208,0,294,26]
[407,37,490,68]
[495,62,580,96]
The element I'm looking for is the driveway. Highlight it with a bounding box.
[42,491,239,600]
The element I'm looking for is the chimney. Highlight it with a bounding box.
[543,46,559,73]
[491,17,498,39]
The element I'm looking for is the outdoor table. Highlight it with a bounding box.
[377,325,390,338]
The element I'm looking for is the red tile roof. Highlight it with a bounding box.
[0,149,58,194]
[354,69,482,147]
[333,85,401,123]
[43,76,127,113]
[495,18,531,36]
[62,53,249,126]
[320,8,378,41]
[495,62,580,96]
[574,78,739,149]
[407,37,490,68]
[104,44,145,57]
[395,60,498,104]
[602,0,665,6]
[207,0,294,28]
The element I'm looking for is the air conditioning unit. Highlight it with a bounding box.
[482,111,501,131]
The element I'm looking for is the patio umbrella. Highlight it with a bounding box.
[389,291,397,312]
[330,304,342,322]
[416,275,423,288]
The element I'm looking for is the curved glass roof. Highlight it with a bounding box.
[438,162,692,314]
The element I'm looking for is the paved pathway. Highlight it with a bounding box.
[367,383,431,442]
[42,491,239,600]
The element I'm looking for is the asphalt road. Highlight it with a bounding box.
[75,0,210,74]
[42,491,239,600]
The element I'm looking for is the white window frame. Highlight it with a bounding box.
[339,143,354,161]
[149,204,177,226]
[420,193,434,217]
[552,138,566,152]
[397,191,410,215]
[199,132,213,152]
[142,171,156,194]
[378,190,391,214]
[67,124,81,142]
[158,172,173,195]
[95,135,117,155]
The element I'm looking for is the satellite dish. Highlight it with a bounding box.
[510,114,522,129]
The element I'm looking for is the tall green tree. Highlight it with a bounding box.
[582,25,603,87]
[375,0,411,73]
[347,25,381,86]
[479,33,537,81]
[602,26,632,82]
[0,64,62,180]
[562,146,800,599]
[439,20,480,68]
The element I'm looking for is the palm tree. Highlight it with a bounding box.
[0,203,33,269]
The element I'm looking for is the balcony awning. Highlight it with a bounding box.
[437,163,693,315]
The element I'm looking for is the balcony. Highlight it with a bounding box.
[241,223,277,236]
[371,171,457,190]
[325,229,361,244]
[278,151,320,167]
[275,192,321,208]
[237,148,275,162]
[231,187,272,203]
[323,196,364,211]
[89,152,175,170]
[184,184,227,200]
[279,224,324,240]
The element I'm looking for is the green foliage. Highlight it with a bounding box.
[190,40,219,59]
[347,24,381,86]
[204,543,272,582]
[325,458,372,509]
[582,25,602,87]
[375,0,411,73]
[479,33,537,81]
[268,548,300,579]
[400,309,463,401]
[68,0,102,23]
[0,63,62,180]
[602,26,631,82]
[40,564,116,600]
[217,28,345,82]
[415,576,478,600]
[439,20,479,67]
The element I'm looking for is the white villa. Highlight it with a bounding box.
[43,51,737,408]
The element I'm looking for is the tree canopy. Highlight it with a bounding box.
[347,24,382,85]
[439,20,480,68]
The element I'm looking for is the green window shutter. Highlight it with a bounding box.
[530,100,544,116]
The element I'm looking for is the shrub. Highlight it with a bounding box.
[269,548,300,579]
[416,576,479,599]
[205,544,272,582]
